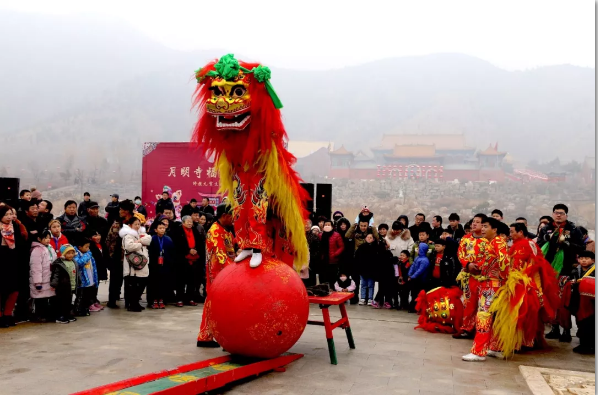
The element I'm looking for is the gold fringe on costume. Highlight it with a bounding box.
[489,270,535,358]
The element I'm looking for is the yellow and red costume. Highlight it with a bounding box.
[197,220,236,342]
[470,236,509,357]
[192,54,308,270]
[489,238,560,357]
[456,234,487,334]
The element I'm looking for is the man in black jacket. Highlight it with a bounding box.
[181,199,198,218]
[198,197,215,216]
[430,215,444,243]
[537,203,584,342]
[77,192,92,217]
[155,191,175,215]
[409,213,426,242]
[447,213,465,243]
[84,202,109,240]
[105,194,120,225]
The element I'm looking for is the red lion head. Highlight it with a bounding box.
[192,54,287,167]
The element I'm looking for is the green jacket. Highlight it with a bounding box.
[410,241,435,263]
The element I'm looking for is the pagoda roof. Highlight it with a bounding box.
[287,140,333,158]
[329,145,353,155]
[383,144,439,158]
[478,143,507,156]
[373,133,474,151]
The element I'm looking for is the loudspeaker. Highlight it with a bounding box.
[300,183,314,213]
[0,177,20,207]
[315,183,332,219]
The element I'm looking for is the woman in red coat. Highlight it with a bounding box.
[319,220,344,286]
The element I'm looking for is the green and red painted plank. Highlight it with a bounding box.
[72,353,303,395]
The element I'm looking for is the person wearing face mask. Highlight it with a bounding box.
[318,220,344,286]
[134,196,147,217]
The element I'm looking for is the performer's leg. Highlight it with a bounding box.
[467,286,498,359]
[197,299,219,347]
[459,276,479,335]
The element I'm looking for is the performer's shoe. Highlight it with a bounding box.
[462,353,486,362]
[197,340,220,348]
[486,350,505,359]
[559,330,572,343]
[452,331,473,339]
[235,249,252,262]
[249,252,263,268]
[545,325,561,339]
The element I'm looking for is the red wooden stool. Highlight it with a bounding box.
[307,292,356,364]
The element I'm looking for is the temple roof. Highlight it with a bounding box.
[287,141,333,158]
[385,144,439,158]
[478,143,507,156]
[329,145,352,155]
[373,134,473,151]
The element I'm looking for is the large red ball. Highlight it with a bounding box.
[209,257,309,359]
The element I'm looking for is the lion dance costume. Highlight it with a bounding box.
[468,235,509,358]
[415,286,464,334]
[489,238,560,357]
[192,54,308,270]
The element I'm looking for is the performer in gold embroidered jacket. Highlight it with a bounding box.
[462,217,509,362]
[197,203,236,347]
[454,213,488,339]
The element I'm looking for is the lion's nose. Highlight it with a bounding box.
[216,98,229,110]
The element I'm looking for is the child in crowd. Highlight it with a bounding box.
[148,222,175,309]
[373,224,394,309]
[407,243,430,312]
[29,230,57,322]
[569,251,595,354]
[397,249,411,310]
[410,230,435,263]
[356,233,377,306]
[50,245,78,324]
[49,219,69,257]
[334,272,356,295]
[88,230,106,311]
[73,237,99,315]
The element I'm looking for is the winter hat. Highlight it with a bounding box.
[361,206,370,213]
[333,211,344,219]
[311,226,321,232]
[60,244,75,257]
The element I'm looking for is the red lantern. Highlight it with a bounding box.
[209,258,309,359]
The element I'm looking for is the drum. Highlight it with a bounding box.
[579,277,595,298]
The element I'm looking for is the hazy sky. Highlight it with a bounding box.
[3,0,595,70]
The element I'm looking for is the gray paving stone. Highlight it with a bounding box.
[0,283,593,395]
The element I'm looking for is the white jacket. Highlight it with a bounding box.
[120,225,151,277]
[386,229,415,258]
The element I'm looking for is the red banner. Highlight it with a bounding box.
[141,142,221,220]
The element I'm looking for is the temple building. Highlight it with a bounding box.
[326,134,507,182]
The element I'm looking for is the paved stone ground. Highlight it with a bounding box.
[0,283,594,395]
